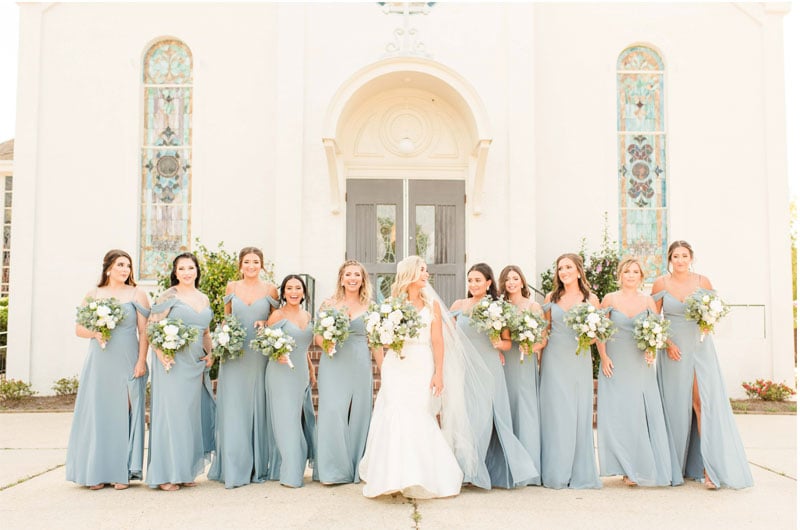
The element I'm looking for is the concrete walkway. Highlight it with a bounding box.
[0,413,795,529]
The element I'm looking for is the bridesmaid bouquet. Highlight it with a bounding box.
[510,309,548,363]
[563,303,616,355]
[250,327,296,369]
[313,306,351,358]
[633,313,670,365]
[210,315,248,363]
[75,297,125,349]
[469,296,516,341]
[364,296,422,359]
[684,290,730,342]
[146,318,200,372]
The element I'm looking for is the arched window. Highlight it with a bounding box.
[617,45,667,281]
[140,39,192,280]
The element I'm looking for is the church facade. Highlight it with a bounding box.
[6,2,794,396]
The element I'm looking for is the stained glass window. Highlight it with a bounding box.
[140,40,193,279]
[617,45,668,282]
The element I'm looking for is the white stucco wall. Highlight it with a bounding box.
[7,2,793,397]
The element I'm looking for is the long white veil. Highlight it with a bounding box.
[425,285,494,486]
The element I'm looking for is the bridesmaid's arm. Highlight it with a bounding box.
[201,327,213,368]
[307,353,317,387]
[133,289,151,378]
[371,346,385,372]
[430,302,445,397]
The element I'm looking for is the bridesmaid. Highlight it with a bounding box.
[540,253,601,489]
[265,274,317,488]
[313,260,374,484]
[497,265,544,486]
[450,263,538,489]
[597,257,682,487]
[208,247,279,488]
[66,249,150,490]
[651,241,753,489]
[146,252,216,491]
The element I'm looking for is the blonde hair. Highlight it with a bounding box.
[616,257,644,286]
[391,255,429,306]
[333,260,372,305]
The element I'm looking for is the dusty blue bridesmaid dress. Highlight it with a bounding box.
[539,302,601,489]
[66,300,149,486]
[597,308,682,486]
[503,318,542,486]
[265,319,316,487]
[313,314,372,484]
[208,293,278,488]
[454,310,538,489]
[146,298,215,487]
[654,289,753,489]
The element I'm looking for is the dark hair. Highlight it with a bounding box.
[550,253,592,304]
[498,265,530,299]
[238,246,266,276]
[667,240,694,268]
[279,274,307,305]
[467,262,498,300]
[98,249,136,287]
[170,252,201,288]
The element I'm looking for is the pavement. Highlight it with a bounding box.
[0,412,795,529]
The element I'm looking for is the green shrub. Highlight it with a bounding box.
[742,379,796,402]
[539,213,620,378]
[0,377,37,401]
[52,375,79,396]
[1,296,8,348]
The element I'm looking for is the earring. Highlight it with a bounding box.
[106,272,110,276]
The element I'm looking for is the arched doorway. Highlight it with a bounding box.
[323,58,491,305]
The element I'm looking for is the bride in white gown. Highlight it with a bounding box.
[359,256,493,499]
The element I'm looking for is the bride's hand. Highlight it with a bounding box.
[430,372,444,397]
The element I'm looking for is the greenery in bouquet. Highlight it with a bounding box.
[146,317,200,371]
[684,289,730,341]
[250,326,296,368]
[364,296,423,359]
[210,314,248,363]
[75,297,126,348]
[563,303,616,356]
[509,308,548,363]
[632,312,670,365]
[313,306,351,358]
[469,295,516,341]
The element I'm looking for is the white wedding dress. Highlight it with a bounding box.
[358,305,464,498]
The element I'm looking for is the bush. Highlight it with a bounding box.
[1,296,8,347]
[539,213,620,378]
[151,240,276,379]
[0,377,37,401]
[52,375,79,396]
[742,379,796,402]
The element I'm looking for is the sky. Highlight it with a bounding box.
[0,1,797,197]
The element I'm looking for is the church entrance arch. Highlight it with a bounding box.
[324,58,491,305]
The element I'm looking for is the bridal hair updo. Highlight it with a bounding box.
[98,249,136,287]
[333,259,372,305]
[391,255,429,306]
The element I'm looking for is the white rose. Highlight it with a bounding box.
[163,341,177,350]
[642,320,650,329]
[586,313,601,325]
[586,330,596,338]
[388,309,403,325]
[163,324,180,337]
[321,316,335,328]
[487,303,503,318]
[652,324,661,333]
[709,300,723,312]
[380,304,392,314]
[580,324,590,333]
[96,305,111,317]
[492,321,503,331]
[222,325,230,333]
[323,331,333,340]
[379,330,394,344]
[702,295,710,303]
[274,338,285,349]
[218,333,230,346]
[106,320,116,330]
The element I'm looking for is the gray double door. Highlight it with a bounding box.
[346,179,465,307]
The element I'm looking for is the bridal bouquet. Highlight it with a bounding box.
[251,327,296,369]
[210,315,248,363]
[563,303,616,355]
[364,296,422,359]
[76,297,125,349]
[469,296,516,341]
[684,290,729,342]
[147,318,199,372]
[313,306,351,358]
[633,313,670,365]
[510,309,548,363]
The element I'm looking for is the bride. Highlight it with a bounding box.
[359,256,493,499]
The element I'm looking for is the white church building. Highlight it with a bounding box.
[5,2,795,397]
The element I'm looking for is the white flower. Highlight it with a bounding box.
[321,316,335,328]
[89,302,98,310]
[163,324,180,337]
[487,303,503,319]
[586,330,596,338]
[642,320,650,329]
[106,320,116,330]
[492,320,503,331]
[702,295,710,303]
[380,303,392,314]
[222,325,230,333]
[218,333,230,346]
[586,313,601,325]
[388,309,404,325]
[95,305,111,317]
[323,331,333,340]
